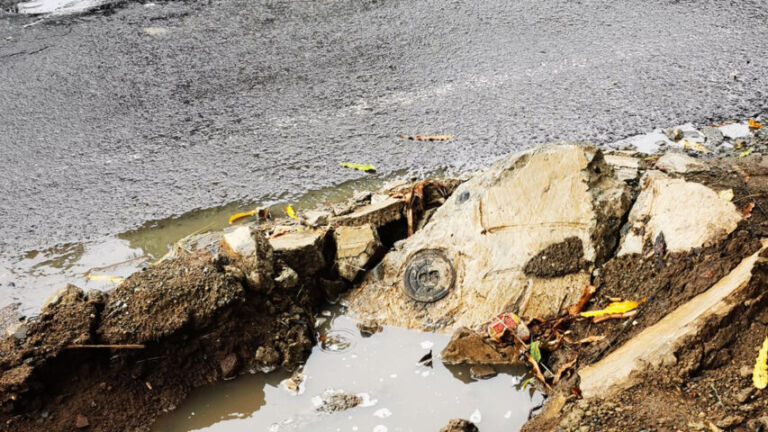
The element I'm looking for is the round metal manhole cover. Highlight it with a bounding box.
[403,250,455,303]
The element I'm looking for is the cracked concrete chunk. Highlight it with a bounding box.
[579,240,768,398]
[269,230,327,276]
[617,171,741,256]
[220,226,273,290]
[655,152,705,173]
[330,196,405,228]
[344,144,630,331]
[334,224,382,281]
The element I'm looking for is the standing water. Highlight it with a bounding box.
[153,308,543,432]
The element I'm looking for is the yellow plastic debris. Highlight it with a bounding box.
[580,299,643,318]
[285,205,298,220]
[229,209,258,224]
[754,336,768,390]
[340,162,376,173]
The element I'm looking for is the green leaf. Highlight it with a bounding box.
[529,341,542,363]
[340,162,377,173]
[739,148,754,158]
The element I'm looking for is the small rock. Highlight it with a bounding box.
[75,414,89,429]
[274,266,299,289]
[334,224,383,281]
[220,353,239,379]
[42,284,84,311]
[356,320,383,337]
[746,417,768,432]
[655,152,705,173]
[314,390,363,414]
[717,415,745,429]
[441,327,518,365]
[5,322,27,341]
[440,418,479,432]
[301,210,331,227]
[739,365,754,378]
[733,136,752,149]
[665,127,684,141]
[269,230,327,277]
[469,364,497,380]
[735,387,754,403]
[254,346,281,372]
[701,126,725,147]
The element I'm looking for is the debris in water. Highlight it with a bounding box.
[340,162,377,173]
[417,350,433,367]
[229,207,270,224]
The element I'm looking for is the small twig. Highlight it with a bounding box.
[65,344,145,350]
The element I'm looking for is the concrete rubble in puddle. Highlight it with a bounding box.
[344,144,631,331]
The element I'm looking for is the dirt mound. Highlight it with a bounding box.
[0,250,316,432]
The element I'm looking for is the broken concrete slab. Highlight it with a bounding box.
[603,153,641,182]
[344,144,630,330]
[579,240,768,398]
[334,224,383,281]
[220,226,274,291]
[269,229,327,277]
[330,196,405,228]
[654,152,705,173]
[617,170,742,256]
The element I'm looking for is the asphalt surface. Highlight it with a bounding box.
[1,0,767,256]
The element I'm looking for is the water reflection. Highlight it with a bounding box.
[153,311,542,432]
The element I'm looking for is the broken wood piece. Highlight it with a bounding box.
[65,344,146,350]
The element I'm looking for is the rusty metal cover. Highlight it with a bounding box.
[403,249,455,302]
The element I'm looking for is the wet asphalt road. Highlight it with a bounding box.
[0,0,767,256]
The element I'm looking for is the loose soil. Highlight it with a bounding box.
[0,251,317,432]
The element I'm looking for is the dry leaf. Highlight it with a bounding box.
[568,285,596,316]
[739,148,754,158]
[742,202,756,218]
[754,336,768,390]
[749,118,763,130]
[576,335,606,344]
[580,299,644,318]
[399,134,454,141]
[553,356,578,385]
[592,310,638,324]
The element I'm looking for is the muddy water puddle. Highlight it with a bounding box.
[153,308,542,432]
[0,174,407,315]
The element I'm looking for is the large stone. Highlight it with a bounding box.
[654,152,705,173]
[330,196,405,228]
[617,171,741,256]
[344,144,630,331]
[440,419,479,432]
[441,327,519,365]
[220,226,273,290]
[334,224,383,281]
[579,240,768,398]
[268,229,327,276]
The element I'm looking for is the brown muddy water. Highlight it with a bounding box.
[153,307,542,432]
